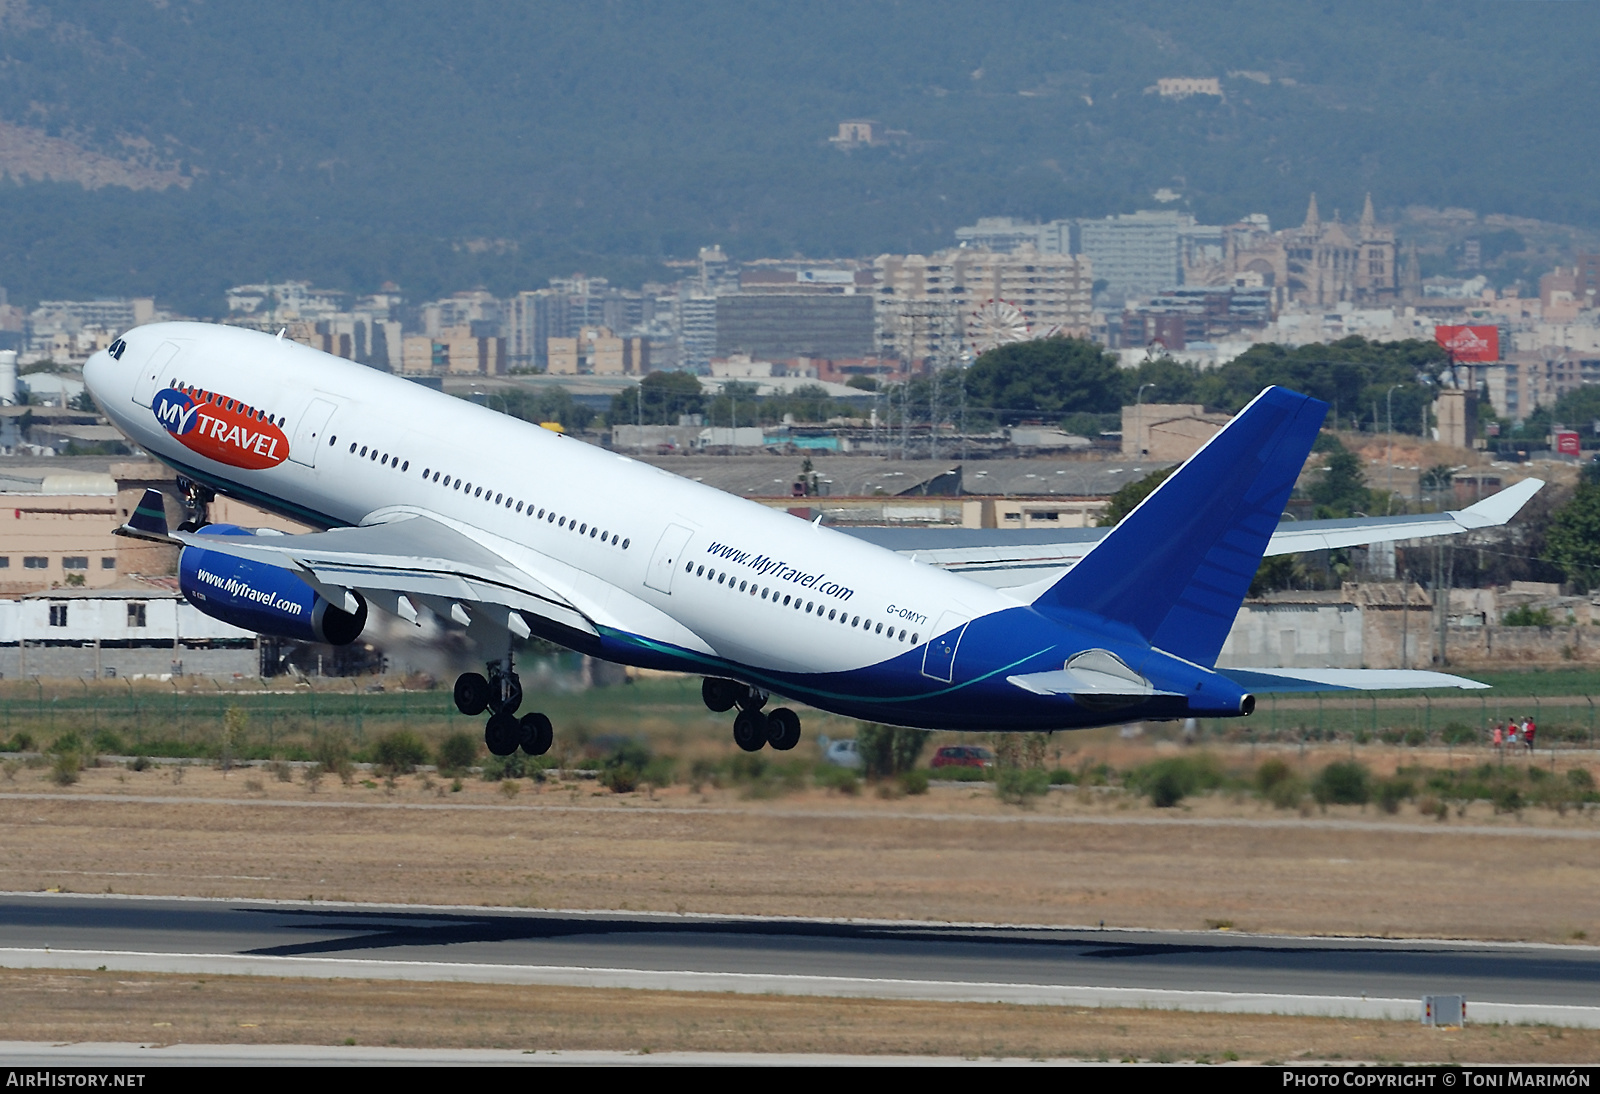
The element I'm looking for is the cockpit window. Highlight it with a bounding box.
[108,339,127,361]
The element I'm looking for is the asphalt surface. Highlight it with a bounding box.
[1,892,1597,1014]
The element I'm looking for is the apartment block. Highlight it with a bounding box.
[546,327,648,376]
[874,247,1092,363]
[715,293,875,359]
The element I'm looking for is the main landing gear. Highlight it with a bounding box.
[454,657,553,758]
[702,677,802,753]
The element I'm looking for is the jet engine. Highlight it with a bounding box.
[178,524,367,645]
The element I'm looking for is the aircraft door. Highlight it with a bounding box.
[920,610,971,683]
[289,397,338,467]
[644,523,694,594]
[131,343,182,408]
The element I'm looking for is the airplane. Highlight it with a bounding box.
[84,322,1541,758]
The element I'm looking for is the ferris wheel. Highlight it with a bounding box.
[968,299,1031,355]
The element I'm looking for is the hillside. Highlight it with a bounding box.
[0,2,1597,312]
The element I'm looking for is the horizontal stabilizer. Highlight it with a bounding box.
[115,488,174,543]
[1219,668,1490,692]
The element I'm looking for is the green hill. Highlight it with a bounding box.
[0,1,1596,312]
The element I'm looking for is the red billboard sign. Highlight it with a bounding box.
[1435,325,1500,362]
[1556,430,1581,457]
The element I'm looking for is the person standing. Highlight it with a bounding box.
[1492,723,1503,752]
[1524,717,1537,752]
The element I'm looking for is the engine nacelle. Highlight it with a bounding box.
[178,524,367,645]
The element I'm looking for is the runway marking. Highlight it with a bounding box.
[39,871,278,881]
[0,946,1596,1027]
[0,1042,1069,1066]
[3,791,1598,839]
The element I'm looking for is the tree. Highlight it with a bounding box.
[855,723,927,779]
[1545,469,1600,590]
[1097,466,1176,527]
[1306,436,1372,518]
[477,385,594,432]
[1189,337,1444,431]
[607,371,704,426]
[963,337,1123,424]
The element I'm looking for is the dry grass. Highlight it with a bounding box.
[1,757,1598,942]
[0,969,1593,1063]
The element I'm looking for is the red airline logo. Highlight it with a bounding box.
[152,387,289,470]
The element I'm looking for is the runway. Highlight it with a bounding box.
[2,892,1597,1026]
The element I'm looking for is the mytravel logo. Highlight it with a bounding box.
[152,387,289,470]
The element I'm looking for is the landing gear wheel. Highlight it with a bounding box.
[485,711,521,757]
[519,712,554,756]
[765,707,802,751]
[732,709,769,752]
[736,689,768,713]
[702,677,740,713]
[454,672,490,716]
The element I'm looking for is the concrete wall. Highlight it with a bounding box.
[1218,594,1600,670]
[1216,602,1366,669]
[0,643,257,679]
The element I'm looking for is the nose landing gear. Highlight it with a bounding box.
[705,677,801,753]
[175,476,214,533]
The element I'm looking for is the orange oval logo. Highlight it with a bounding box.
[153,388,289,470]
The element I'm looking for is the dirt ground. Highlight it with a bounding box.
[0,969,1594,1063]
[1,751,1597,942]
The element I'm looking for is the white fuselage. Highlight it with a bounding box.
[86,323,1015,681]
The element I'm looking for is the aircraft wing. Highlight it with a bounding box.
[119,492,718,656]
[118,490,604,643]
[841,477,1544,589]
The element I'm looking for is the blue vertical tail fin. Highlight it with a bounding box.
[1032,386,1327,667]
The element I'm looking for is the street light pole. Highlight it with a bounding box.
[1386,384,1401,514]
[1135,382,1155,458]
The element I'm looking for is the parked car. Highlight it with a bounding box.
[930,745,995,769]
[821,739,862,769]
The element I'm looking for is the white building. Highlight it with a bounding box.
[0,586,257,679]
[874,247,1093,363]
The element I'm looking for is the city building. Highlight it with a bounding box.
[1191,194,1398,308]
[827,120,908,148]
[1120,286,1272,349]
[225,282,345,322]
[0,585,258,680]
[546,326,649,376]
[1120,403,1230,460]
[715,292,875,359]
[27,298,158,358]
[1074,211,1189,298]
[954,217,1072,255]
[873,247,1093,364]
[290,315,402,371]
[1154,77,1222,99]
[678,295,718,373]
[420,290,502,338]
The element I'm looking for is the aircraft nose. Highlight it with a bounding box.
[82,338,126,405]
[82,351,111,405]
